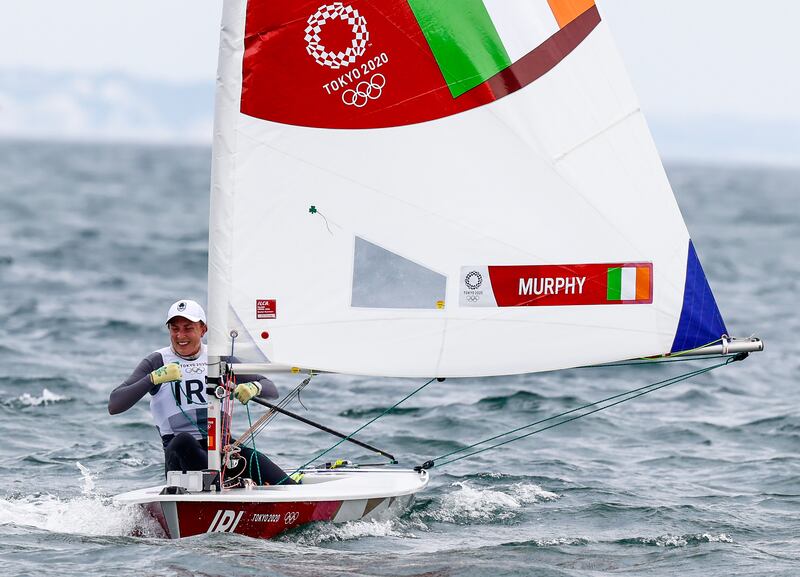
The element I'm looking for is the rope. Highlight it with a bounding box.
[419,354,746,471]
[583,353,730,368]
[169,379,206,437]
[667,337,725,358]
[232,376,312,448]
[245,403,263,484]
[219,370,237,485]
[578,338,727,369]
[278,377,438,484]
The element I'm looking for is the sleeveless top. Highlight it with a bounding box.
[149,344,208,440]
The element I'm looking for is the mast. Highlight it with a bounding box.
[206,357,222,471]
[206,1,247,472]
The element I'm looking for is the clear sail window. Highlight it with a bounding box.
[351,237,446,309]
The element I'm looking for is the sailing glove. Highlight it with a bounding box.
[149,363,182,385]
[234,381,262,404]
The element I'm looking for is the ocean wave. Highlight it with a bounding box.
[0,493,163,538]
[10,388,70,407]
[423,481,559,525]
[503,536,590,547]
[667,387,719,403]
[616,533,733,547]
[338,406,422,419]
[476,390,548,411]
[285,518,420,545]
[744,415,800,433]
[0,343,20,356]
[501,533,732,549]
[0,463,163,538]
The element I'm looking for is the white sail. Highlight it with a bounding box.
[207,0,727,377]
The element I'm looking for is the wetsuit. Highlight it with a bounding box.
[109,343,295,485]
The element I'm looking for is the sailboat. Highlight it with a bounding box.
[114,0,762,539]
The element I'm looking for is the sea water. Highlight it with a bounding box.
[0,140,797,576]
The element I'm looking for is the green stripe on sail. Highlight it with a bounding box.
[607,267,621,301]
[407,0,512,98]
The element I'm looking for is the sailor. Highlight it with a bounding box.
[108,299,295,485]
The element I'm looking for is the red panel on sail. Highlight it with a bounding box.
[241,0,600,129]
[486,263,653,307]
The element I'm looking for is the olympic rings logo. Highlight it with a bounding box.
[466,296,480,303]
[183,366,205,374]
[284,511,300,524]
[305,3,369,69]
[342,74,386,108]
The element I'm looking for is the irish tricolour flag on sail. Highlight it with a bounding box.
[408,0,595,97]
[607,265,652,303]
[460,263,654,308]
[241,0,600,129]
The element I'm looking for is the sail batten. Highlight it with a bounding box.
[207,0,729,377]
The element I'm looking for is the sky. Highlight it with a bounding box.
[0,0,798,164]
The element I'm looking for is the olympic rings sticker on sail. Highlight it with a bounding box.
[342,74,385,107]
[305,3,369,69]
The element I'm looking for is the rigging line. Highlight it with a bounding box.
[220,370,238,484]
[232,376,312,448]
[429,361,732,469]
[424,362,722,466]
[250,396,397,462]
[276,377,438,485]
[168,374,206,438]
[245,404,263,485]
[584,353,731,368]
[234,376,314,445]
[664,337,726,358]
[233,405,277,448]
[571,339,727,370]
[420,355,744,470]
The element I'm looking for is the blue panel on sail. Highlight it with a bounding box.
[671,240,728,353]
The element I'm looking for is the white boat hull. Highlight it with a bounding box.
[114,468,428,539]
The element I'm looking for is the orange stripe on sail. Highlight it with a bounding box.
[547,0,596,28]
[636,266,651,301]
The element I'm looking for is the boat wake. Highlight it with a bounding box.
[287,518,421,545]
[423,481,559,524]
[0,463,163,538]
[0,492,163,538]
[280,480,559,545]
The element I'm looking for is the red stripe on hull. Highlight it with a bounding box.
[159,500,343,539]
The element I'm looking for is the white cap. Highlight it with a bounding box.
[166,299,206,324]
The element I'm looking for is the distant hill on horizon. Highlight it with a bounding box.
[1,69,797,167]
[0,69,213,145]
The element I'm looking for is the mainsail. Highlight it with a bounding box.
[207,0,728,378]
